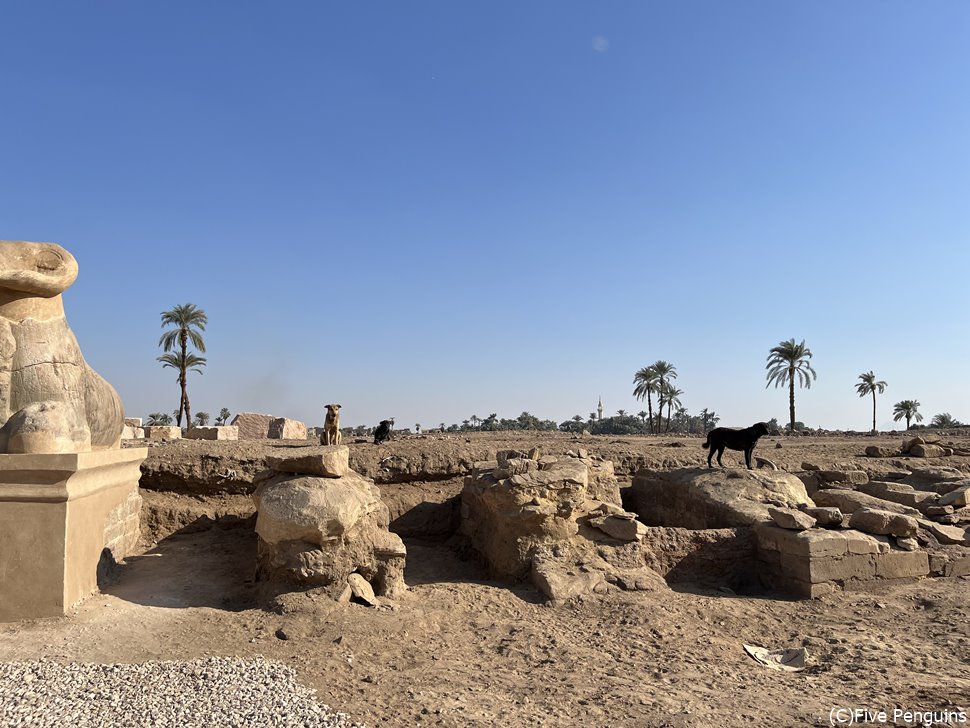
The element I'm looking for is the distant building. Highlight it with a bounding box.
[597,396,603,421]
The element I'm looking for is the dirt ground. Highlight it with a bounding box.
[3,432,970,727]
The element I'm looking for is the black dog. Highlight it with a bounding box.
[373,419,394,445]
[702,422,770,469]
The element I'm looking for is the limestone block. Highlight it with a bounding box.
[627,468,811,529]
[530,559,608,601]
[268,417,307,440]
[849,508,917,538]
[865,445,897,458]
[781,552,877,584]
[915,517,969,546]
[124,418,143,428]
[144,426,181,440]
[121,425,145,440]
[803,506,843,528]
[873,551,929,579]
[267,446,351,478]
[230,412,275,439]
[186,426,239,441]
[857,481,940,509]
[587,513,647,541]
[768,507,816,531]
[939,484,970,508]
[910,443,946,458]
[812,489,920,517]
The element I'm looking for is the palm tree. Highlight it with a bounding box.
[216,407,231,426]
[146,412,166,426]
[158,351,206,427]
[766,339,816,433]
[632,365,659,434]
[892,400,923,430]
[194,411,210,426]
[616,409,627,417]
[439,422,446,432]
[660,383,683,432]
[931,413,961,428]
[470,415,480,429]
[158,303,208,427]
[855,371,887,434]
[651,361,678,433]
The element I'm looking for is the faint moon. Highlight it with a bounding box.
[592,35,609,52]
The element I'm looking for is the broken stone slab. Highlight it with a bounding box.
[768,507,816,531]
[939,484,970,508]
[865,445,898,458]
[144,425,182,440]
[268,417,307,440]
[627,468,811,529]
[802,506,843,529]
[848,508,918,538]
[587,514,647,541]
[895,537,919,551]
[267,446,351,478]
[530,559,609,601]
[347,573,377,606]
[902,466,966,487]
[121,425,145,440]
[818,470,869,485]
[856,481,940,510]
[925,504,955,517]
[915,518,969,546]
[909,443,946,458]
[186,425,239,441]
[811,489,920,517]
[124,417,143,428]
[754,524,888,558]
[230,412,275,439]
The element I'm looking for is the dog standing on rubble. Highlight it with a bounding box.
[322,403,342,446]
[702,421,771,469]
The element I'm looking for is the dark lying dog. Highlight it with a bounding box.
[373,418,394,445]
[702,422,771,469]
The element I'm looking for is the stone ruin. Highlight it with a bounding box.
[866,433,970,460]
[0,241,146,621]
[251,445,406,604]
[460,448,665,601]
[231,412,307,440]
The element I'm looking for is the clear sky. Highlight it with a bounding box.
[1,2,967,431]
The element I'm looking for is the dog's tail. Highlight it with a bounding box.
[701,437,709,449]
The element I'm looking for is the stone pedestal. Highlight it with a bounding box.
[0,448,147,621]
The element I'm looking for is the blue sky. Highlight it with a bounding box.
[2,2,967,431]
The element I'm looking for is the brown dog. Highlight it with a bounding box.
[323,404,342,446]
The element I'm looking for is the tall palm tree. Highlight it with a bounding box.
[660,382,683,432]
[158,350,206,427]
[470,414,480,429]
[892,400,923,430]
[216,407,231,426]
[855,371,887,434]
[651,361,678,433]
[616,409,627,417]
[632,365,659,434]
[766,339,816,433]
[158,303,208,427]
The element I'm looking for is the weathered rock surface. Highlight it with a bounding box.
[121,424,144,439]
[230,412,276,440]
[803,506,843,528]
[910,443,946,458]
[811,489,920,517]
[848,508,918,538]
[627,468,812,529]
[144,426,182,440]
[939,484,970,508]
[252,469,406,598]
[865,445,897,458]
[768,507,816,531]
[0,241,125,452]
[187,426,239,441]
[268,417,307,440]
[857,481,940,510]
[267,446,351,479]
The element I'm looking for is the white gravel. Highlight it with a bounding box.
[0,656,364,728]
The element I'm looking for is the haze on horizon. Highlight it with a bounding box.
[1,2,967,433]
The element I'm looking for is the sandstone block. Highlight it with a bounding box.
[121,425,144,440]
[268,417,307,440]
[895,537,919,551]
[267,446,351,479]
[186,426,239,441]
[858,481,940,509]
[768,507,816,531]
[803,506,843,528]
[812,489,920,517]
[124,418,143,428]
[865,445,897,458]
[144,426,181,440]
[910,443,946,458]
[587,513,647,541]
[849,508,918,538]
[939,484,970,508]
[230,412,275,439]
[873,551,929,579]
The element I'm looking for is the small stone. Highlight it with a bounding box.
[803,506,843,528]
[347,573,377,606]
[768,506,816,530]
[275,628,289,641]
[896,537,919,551]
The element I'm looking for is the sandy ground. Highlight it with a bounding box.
[3,433,970,727]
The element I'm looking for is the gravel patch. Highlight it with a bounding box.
[0,656,364,727]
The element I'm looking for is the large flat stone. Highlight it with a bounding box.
[267,446,351,479]
[811,489,920,517]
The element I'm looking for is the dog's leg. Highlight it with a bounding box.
[717,446,725,467]
[707,448,714,468]
[745,448,753,469]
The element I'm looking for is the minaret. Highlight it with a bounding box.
[597,396,603,421]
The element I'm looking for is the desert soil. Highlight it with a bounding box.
[2,432,969,727]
